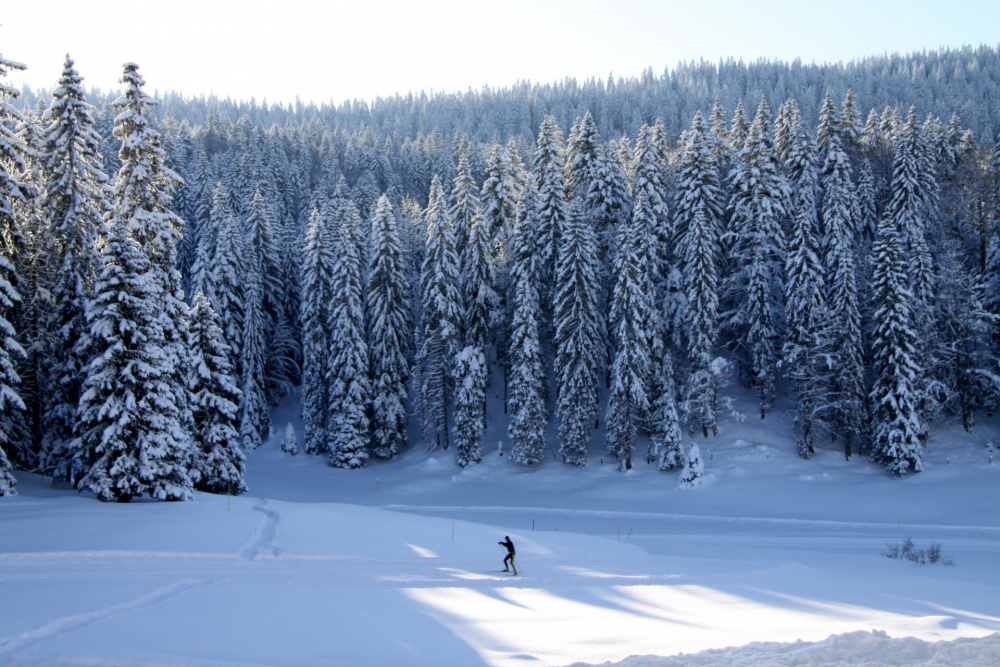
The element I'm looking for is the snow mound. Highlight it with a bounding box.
[566,630,1000,666]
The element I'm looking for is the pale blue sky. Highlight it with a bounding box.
[4,0,999,105]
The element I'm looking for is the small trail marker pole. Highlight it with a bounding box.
[452,519,455,542]
[627,528,632,540]
[532,518,535,531]
[376,477,380,493]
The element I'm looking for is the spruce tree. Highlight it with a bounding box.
[188,292,246,495]
[240,263,268,451]
[605,221,651,471]
[534,115,568,313]
[450,151,480,268]
[418,177,462,450]
[300,204,335,454]
[327,202,370,468]
[0,52,27,494]
[869,212,924,476]
[565,111,600,200]
[37,55,109,473]
[76,218,192,502]
[723,98,788,418]
[822,133,866,456]
[453,345,486,467]
[783,117,830,458]
[554,200,602,466]
[650,350,684,471]
[675,112,724,437]
[463,205,497,353]
[507,181,547,465]
[368,194,410,458]
[109,63,192,457]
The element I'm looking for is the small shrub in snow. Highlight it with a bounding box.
[282,423,298,455]
[883,538,953,566]
[678,444,705,489]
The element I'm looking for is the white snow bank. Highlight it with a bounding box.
[566,630,1000,666]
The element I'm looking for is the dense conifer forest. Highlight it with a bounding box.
[3,44,1000,500]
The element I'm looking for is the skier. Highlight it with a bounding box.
[498,535,517,574]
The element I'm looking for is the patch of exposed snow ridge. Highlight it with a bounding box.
[566,630,1000,666]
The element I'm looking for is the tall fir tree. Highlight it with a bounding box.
[783,117,830,458]
[463,204,497,353]
[300,203,336,454]
[188,292,246,495]
[723,98,788,418]
[76,217,192,501]
[327,201,370,469]
[534,115,569,314]
[554,199,602,466]
[453,345,486,467]
[240,260,268,451]
[565,111,600,200]
[507,181,547,465]
[418,177,462,450]
[605,221,651,471]
[822,133,866,456]
[37,55,110,473]
[869,211,924,476]
[109,63,192,461]
[0,52,27,494]
[368,194,410,458]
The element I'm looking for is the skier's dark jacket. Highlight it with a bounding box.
[499,537,515,553]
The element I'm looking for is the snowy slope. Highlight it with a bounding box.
[1,388,999,666]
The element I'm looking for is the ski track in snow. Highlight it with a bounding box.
[0,579,210,665]
[237,500,280,560]
[386,503,1000,533]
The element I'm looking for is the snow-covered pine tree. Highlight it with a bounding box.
[678,443,705,488]
[109,63,192,452]
[507,180,547,465]
[0,52,27,494]
[209,186,245,370]
[585,143,632,272]
[240,259,268,451]
[554,199,602,466]
[534,115,568,315]
[463,203,497,353]
[783,116,830,458]
[723,98,788,418]
[650,350,684,470]
[675,112,725,437]
[449,152,480,274]
[188,292,246,495]
[729,99,750,152]
[821,132,866,457]
[37,55,110,466]
[675,111,724,271]
[453,345,486,467]
[281,423,298,455]
[629,188,664,421]
[419,176,462,451]
[869,211,924,476]
[300,203,335,455]
[243,189,283,396]
[605,220,652,471]
[565,111,600,201]
[816,92,841,167]
[327,201,370,469]
[76,216,192,502]
[368,194,411,459]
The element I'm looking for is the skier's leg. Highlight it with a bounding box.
[511,553,517,575]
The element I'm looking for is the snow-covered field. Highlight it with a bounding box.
[2,390,1000,666]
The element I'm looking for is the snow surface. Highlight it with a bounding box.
[1,387,999,666]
